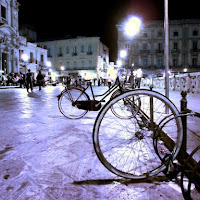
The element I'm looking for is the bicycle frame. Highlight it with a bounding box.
[65,78,124,104]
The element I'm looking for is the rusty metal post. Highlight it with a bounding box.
[180,91,187,160]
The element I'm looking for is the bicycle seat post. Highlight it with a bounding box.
[89,81,95,100]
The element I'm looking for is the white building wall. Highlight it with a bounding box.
[40,37,109,79]
[0,0,48,78]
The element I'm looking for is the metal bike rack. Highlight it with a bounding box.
[178,91,200,195]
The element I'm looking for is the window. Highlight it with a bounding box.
[88,44,92,53]
[142,43,148,50]
[173,58,178,67]
[158,31,163,38]
[1,5,6,19]
[66,62,70,69]
[125,43,129,49]
[58,47,62,56]
[192,58,197,66]
[142,32,148,38]
[81,45,84,53]
[157,58,163,67]
[158,43,163,50]
[73,46,77,56]
[193,30,198,36]
[30,52,34,63]
[40,54,44,62]
[81,61,85,68]
[142,59,147,67]
[193,41,198,50]
[88,60,92,68]
[73,46,77,53]
[173,31,178,37]
[66,47,69,54]
[173,42,178,50]
[48,48,52,57]
[73,61,77,68]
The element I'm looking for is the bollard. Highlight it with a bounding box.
[180,91,187,160]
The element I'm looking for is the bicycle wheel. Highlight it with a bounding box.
[58,87,90,119]
[110,89,141,119]
[181,145,200,200]
[93,89,183,179]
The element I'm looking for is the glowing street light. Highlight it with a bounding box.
[120,50,127,58]
[117,60,122,67]
[183,68,188,73]
[21,53,29,74]
[21,53,28,62]
[46,61,52,67]
[125,16,141,37]
[60,66,64,71]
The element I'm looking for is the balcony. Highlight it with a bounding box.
[0,17,8,25]
[72,53,78,56]
[189,65,200,69]
[87,52,93,55]
[171,49,180,53]
[155,49,164,54]
[140,50,150,54]
[190,49,200,53]
[29,59,37,64]
[57,53,63,57]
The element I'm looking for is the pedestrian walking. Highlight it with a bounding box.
[26,69,33,92]
[36,70,44,91]
[19,72,25,88]
[128,71,135,88]
[135,68,143,88]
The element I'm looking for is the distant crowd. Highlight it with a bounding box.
[0,72,25,87]
[0,70,48,92]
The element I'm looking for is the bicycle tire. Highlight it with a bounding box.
[110,89,141,119]
[93,89,183,179]
[58,87,90,119]
[181,145,200,200]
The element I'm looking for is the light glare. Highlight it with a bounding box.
[120,50,127,58]
[125,17,141,37]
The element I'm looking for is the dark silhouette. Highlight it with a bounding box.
[26,69,33,92]
[36,70,44,91]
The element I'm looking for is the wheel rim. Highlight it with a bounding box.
[93,89,183,179]
[59,89,88,119]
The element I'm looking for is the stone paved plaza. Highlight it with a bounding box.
[0,85,200,199]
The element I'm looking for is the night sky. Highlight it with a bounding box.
[17,0,200,61]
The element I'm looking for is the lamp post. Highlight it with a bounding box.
[123,16,141,73]
[164,0,169,99]
[60,66,64,83]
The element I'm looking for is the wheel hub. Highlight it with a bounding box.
[135,131,144,140]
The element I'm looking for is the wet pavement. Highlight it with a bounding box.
[0,85,199,200]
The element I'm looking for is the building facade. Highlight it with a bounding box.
[0,0,48,79]
[39,37,109,80]
[117,19,200,76]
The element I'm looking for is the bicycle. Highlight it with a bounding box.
[57,77,138,119]
[152,106,200,199]
[181,144,200,200]
[93,89,183,180]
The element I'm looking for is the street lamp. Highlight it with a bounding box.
[124,16,141,37]
[21,53,28,74]
[117,60,122,67]
[120,50,127,58]
[21,53,28,62]
[60,66,64,71]
[46,61,52,67]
